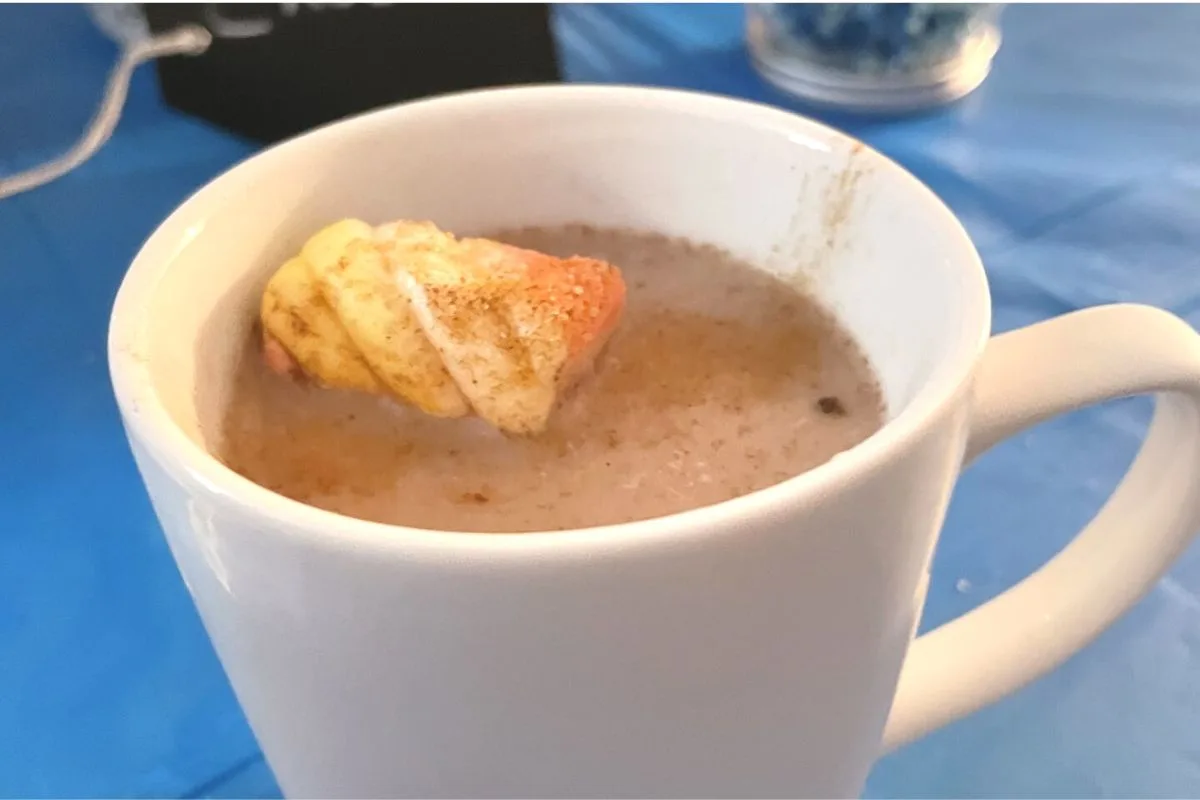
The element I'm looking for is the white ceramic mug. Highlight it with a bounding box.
[108,86,1200,798]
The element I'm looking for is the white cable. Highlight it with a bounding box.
[88,3,152,47]
[0,24,212,201]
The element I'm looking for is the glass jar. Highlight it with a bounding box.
[746,4,1003,112]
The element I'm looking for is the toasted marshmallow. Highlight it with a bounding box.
[386,225,626,434]
[304,221,470,417]
[260,219,625,434]
[260,245,384,396]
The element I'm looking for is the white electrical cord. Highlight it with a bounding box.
[0,24,212,201]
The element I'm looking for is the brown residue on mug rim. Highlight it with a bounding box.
[775,141,872,295]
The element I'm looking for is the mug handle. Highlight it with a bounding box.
[883,303,1200,750]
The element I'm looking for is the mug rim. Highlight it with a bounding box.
[108,84,991,560]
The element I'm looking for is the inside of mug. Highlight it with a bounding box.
[132,89,986,458]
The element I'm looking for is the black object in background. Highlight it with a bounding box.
[143,4,562,142]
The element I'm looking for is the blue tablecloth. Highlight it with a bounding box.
[3,4,1200,797]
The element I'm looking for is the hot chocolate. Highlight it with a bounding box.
[216,225,885,532]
